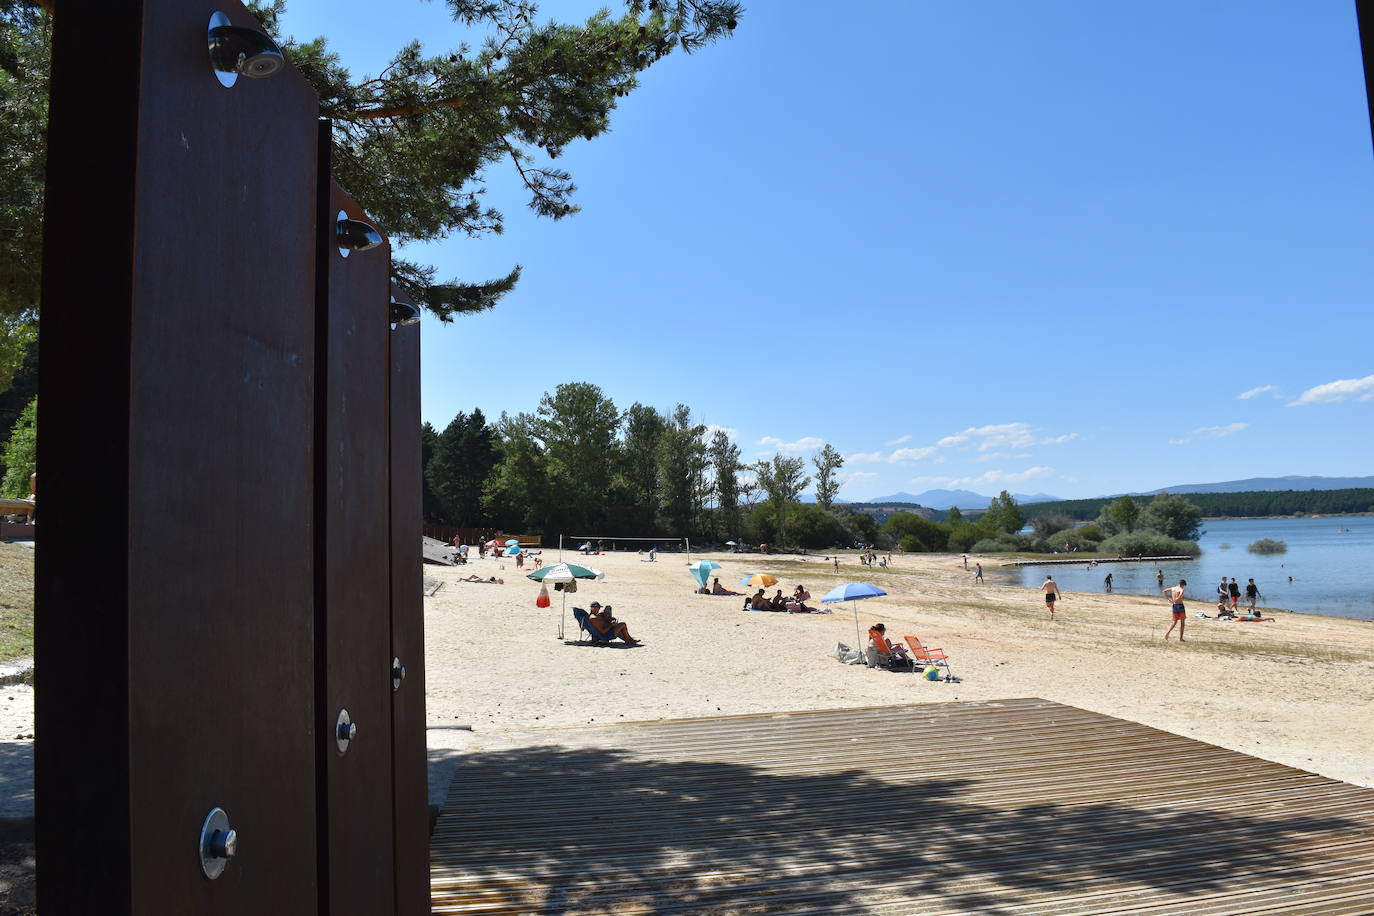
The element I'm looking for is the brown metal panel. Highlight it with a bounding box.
[388,311,430,913]
[319,181,396,913]
[125,1,322,911]
[40,0,321,912]
[34,0,141,909]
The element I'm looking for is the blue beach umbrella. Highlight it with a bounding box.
[505,545,522,556]
[821,582,888,646]
[689,560,722,588]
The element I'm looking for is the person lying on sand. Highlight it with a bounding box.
[459,575,504,584]
[586,602,639,644]
[711,578,741,596]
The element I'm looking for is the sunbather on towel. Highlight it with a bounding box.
[711,578,742,596]
[750,589,772,610]
[586,602,640,644]
[789,586,815,612]
[769,589,789,611]
[459,575,504,584]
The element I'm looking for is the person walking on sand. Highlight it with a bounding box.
[1040,575,1061,619]
[1163,579,1188,641]
[962,554,968,569]
[1228,577,1241,610]
[833,556,839,572]
[975,562,984,584]
[1245,577,1259,610]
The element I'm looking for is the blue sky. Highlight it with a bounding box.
[279,0,1374,500]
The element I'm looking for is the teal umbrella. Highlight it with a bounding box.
[688,560,722,588]
[527,563,605,638]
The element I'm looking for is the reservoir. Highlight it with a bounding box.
[990,515,1374,621]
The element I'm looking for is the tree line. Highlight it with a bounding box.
[885,492,1204,558]
[423,381,879,547]
[1021,488,1374,522]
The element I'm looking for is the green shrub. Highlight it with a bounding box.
[970,533,1030,553]
[1099,531,1199,558]
[884,512,950,552]
[1,397,37,498]
[1247,538,1287,555]
[1044,529,1099,553]
[1074,523,1102,542]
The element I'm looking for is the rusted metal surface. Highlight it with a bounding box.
[431,699,1374,915]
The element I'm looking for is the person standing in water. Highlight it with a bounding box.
[1040,575,1061,619]
[1156,569,1165,590]
[1104,572,1114,593]
[1164,579,1188,641]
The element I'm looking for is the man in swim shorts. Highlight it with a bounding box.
[1039,575,1060,619]
[1163,579,1187,641]
[1245,578,1259,610]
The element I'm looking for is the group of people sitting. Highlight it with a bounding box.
[743,585,822,613]
[571,601,640,645]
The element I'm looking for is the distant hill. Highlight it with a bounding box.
[1142,475,1374,495]
[866,489,1062,510]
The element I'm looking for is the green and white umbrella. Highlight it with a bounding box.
[527,563,604,637]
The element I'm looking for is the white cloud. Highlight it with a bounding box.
[703,424,738,440]
[1289,375,1374,406]
[757,435,825,453]
[884,434,911,446]
[888,446,937,463]
[1169,422,1247,446]
[847,451,884,464]
[844,471,878,481]
[910,466,1055,489]
[1237,385,1279,400]
[974,452,1032,462]
[936,422,1077,452]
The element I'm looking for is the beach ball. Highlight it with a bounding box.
[923,666,941,681]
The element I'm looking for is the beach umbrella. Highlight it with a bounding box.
[821,582,888,646]
[726,541,738,546]
[484,539,502,547]
[505,545,522,556]
[689,560,722,588]
[504,538,519,546]
[739,573,780,587]
[527,562,605,638]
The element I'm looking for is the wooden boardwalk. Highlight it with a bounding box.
[431,699,1374,915]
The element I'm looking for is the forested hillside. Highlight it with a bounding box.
[1022,489,1374,522]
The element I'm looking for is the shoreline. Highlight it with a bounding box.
[419,549,1374,789]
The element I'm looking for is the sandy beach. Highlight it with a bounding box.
[425,548,1374,788]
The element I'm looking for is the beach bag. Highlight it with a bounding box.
[535,584,551,608]
[834,642,865,665]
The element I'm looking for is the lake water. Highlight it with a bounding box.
[989,515,1374,621]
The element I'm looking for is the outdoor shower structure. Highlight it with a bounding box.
[35,1,427,912]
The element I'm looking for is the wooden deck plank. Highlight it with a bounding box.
[431,699,1374,915]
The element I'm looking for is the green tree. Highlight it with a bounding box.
[1105,495,1141,534]
[1138,492,1202,541]
[534,382,621,531]
[983,490,1023,534]
[620,403,667,531]
[250,0,742,319]
[482,411,552,531]
[884,512,949,552]
[707,429,742,540]
[427,408,498,526]
[0,395,35,498]
[0,2,47,323]
[420,421,444,523]
[944,505,963,524]
[1030,513,1075,541]
[656,404,707,536]
[811,443,843,510]
[752,454,809,546]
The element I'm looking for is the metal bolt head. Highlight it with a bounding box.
[335,708,356,753]
[211,828,237,860]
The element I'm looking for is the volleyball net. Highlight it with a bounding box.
[559,534,692,563]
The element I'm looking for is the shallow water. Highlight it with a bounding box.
[989,515,1374,621]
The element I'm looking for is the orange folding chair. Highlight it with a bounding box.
[903,635,956,680]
